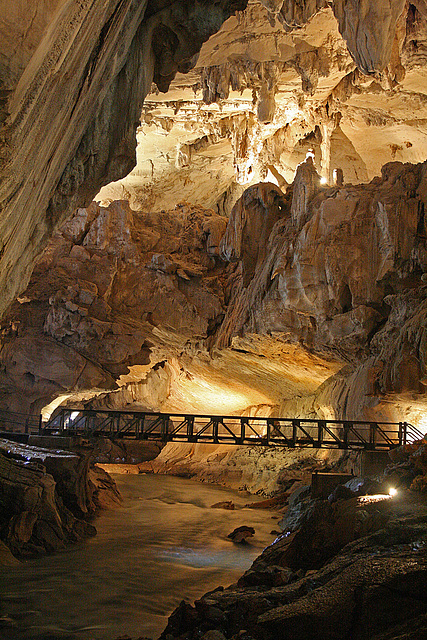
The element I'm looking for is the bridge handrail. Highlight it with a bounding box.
[44,408,413,428]
[38,407,426,449]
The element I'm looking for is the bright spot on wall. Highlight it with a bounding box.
[168,371,272,415]
[416,415,427,435]
[320,176,328,184]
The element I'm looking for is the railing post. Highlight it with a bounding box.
[292,419,299,446]
[369,423,377,449]
[403,421,408,445]
[398,421,403,446]
[38,414,43,435]
[213,418,219,444]
[239,419,246,444]
[266,419,271,445]
[317,420,325,447]
[187,416,194,441]
[343,421,350,449]
[161,415,169,442]
[60,410,65,433]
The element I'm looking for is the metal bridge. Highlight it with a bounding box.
[0,407,421,451]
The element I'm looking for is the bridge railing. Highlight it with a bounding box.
[0,409,41,435]
[40,408,425,450]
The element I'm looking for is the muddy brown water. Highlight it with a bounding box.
[0,474,278,640]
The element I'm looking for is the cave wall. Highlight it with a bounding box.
[0,0,248,318]
[1,1,427,426]
[1,159,427,428]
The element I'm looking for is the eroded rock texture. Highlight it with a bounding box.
[0,159,426,428]
[1,0,427,429]
[0,0,248,317]
[98,1,427,218]
[0,438,121,559]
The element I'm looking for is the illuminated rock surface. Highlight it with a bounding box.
[0,0,427,427]
[1,160,427,430]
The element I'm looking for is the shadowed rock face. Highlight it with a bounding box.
[0,438,121,558]
[159,492,427,640]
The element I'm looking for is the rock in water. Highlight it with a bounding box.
[227,525,255,543]
[211,500,235,510]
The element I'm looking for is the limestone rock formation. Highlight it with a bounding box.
[159,491,427,640]
[0,438,120,558]
[0,191,339,416]
[1,1,427,431]
[98,1,427,219]
[1,159,427,426]
[0,0,248,318]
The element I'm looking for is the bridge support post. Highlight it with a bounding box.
[317,421,325,447]
[213,419,219,444]
[187,416,194,441]
[292,420,299,447]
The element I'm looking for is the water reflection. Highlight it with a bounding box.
[0,474,276,640]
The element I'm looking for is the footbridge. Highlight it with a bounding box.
[1,407,423,451]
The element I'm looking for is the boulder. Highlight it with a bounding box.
[227,526,255,543]
[211,501,235,510]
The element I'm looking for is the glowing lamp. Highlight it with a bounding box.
[320,177,328,185]
[388,487,397,497]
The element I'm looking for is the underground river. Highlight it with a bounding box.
[0,474,279,640]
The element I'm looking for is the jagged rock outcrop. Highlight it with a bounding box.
[1,159,427,425]
[0,0,248,318]
[215,159,427,423]
[0,438,121,559]
[159,491,427,640]
[0,193,338,415]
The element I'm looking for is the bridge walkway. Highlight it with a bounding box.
[27,408,424,450]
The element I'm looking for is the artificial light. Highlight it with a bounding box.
[320,177,328,185]
[388,487,397,497]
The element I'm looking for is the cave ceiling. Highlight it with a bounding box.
[1,0,427,428]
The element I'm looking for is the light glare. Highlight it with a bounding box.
[389,487,397,497]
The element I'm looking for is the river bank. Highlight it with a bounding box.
[0,474,282,640]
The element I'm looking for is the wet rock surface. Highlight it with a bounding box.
[0,438,120,559]
[159,492,427,640]
[227,526,255,543]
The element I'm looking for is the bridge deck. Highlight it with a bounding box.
[0,408,423,451]
[27,408,423,450]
